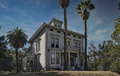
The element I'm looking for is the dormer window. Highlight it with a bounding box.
[48,18,63,28]
[58,25,61,27]
[55,24,57,27]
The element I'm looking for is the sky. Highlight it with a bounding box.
[0,0,120,50]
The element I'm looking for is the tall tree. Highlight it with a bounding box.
[6,27,28,72]
[111,17,120,43]
[0,36,7,58]
[59,0,70,70]
[76,0,95,70]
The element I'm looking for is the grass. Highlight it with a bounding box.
[0,71,120,76]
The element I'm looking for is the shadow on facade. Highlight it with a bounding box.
[23,53,43,72]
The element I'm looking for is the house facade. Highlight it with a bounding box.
[22,18,85,71]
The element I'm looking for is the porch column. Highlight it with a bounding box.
[68,52,70,67]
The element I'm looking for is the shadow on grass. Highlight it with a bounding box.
[0,72,70,76]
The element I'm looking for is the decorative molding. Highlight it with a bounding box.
[50,33,60,38]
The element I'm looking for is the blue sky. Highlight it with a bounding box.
[0,0,120,50]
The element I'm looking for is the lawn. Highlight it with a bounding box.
[0,71,119,76]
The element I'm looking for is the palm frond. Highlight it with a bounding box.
[76,4,81,10]
[6,27,28,49]
[77,12,82,14]
[80,1,84,5]
[89,3,95,10]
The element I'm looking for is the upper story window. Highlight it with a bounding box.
[75,42,80,50]
[51,38,59,48]
[50,29,53,31]
[58,25,61,27]
[67,41,70,48]
[36,39,40,52]
[55,24,57,27]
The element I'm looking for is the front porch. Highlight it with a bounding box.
[49,50,84,70]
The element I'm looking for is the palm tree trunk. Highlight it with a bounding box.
[15,48,19,72]
[64,3,68,70]
[84,19,88,70]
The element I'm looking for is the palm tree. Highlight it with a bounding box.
[59,0,70,70]
[76,0,95,70]
[6,27,28,72]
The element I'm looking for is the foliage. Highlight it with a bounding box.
[76,0,95,20]
[111,17,120,43]
[6,27,28,49]
[76,0,95,70]
[0,36,7,58]
[6,27,28,72]
[88,40,120,73]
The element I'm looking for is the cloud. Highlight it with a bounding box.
[89,11,103,26]
[0,2,7,9]
[88,27,113,41]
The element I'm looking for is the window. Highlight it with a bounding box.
[51,53,55,64]
[58,25,61,27]
[56,53,60,64]
[77,43,80,50]
[56,39,59,48]
[51,38,55,48]
[57,31,60,33]
[67,41,70,48]
[75,43,77,47]
[55,24,57,27]
[75,42,80,50]
[68,34,70,36]
[51,38,59,48]
[73,35,76,37]
[27,57,29,67]
[50,29,53,31]
[36,39,40,52]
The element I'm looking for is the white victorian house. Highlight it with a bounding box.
[22,18,85,71]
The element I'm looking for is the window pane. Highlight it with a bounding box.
[77,43,80,50]
[56,38,59,48]
[68,41,70,46]
[51,38,55,47]
[75,43,77,47]
[51,53,55,64]
[52,38,55,43]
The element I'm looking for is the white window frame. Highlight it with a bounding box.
[51,37,59,48]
